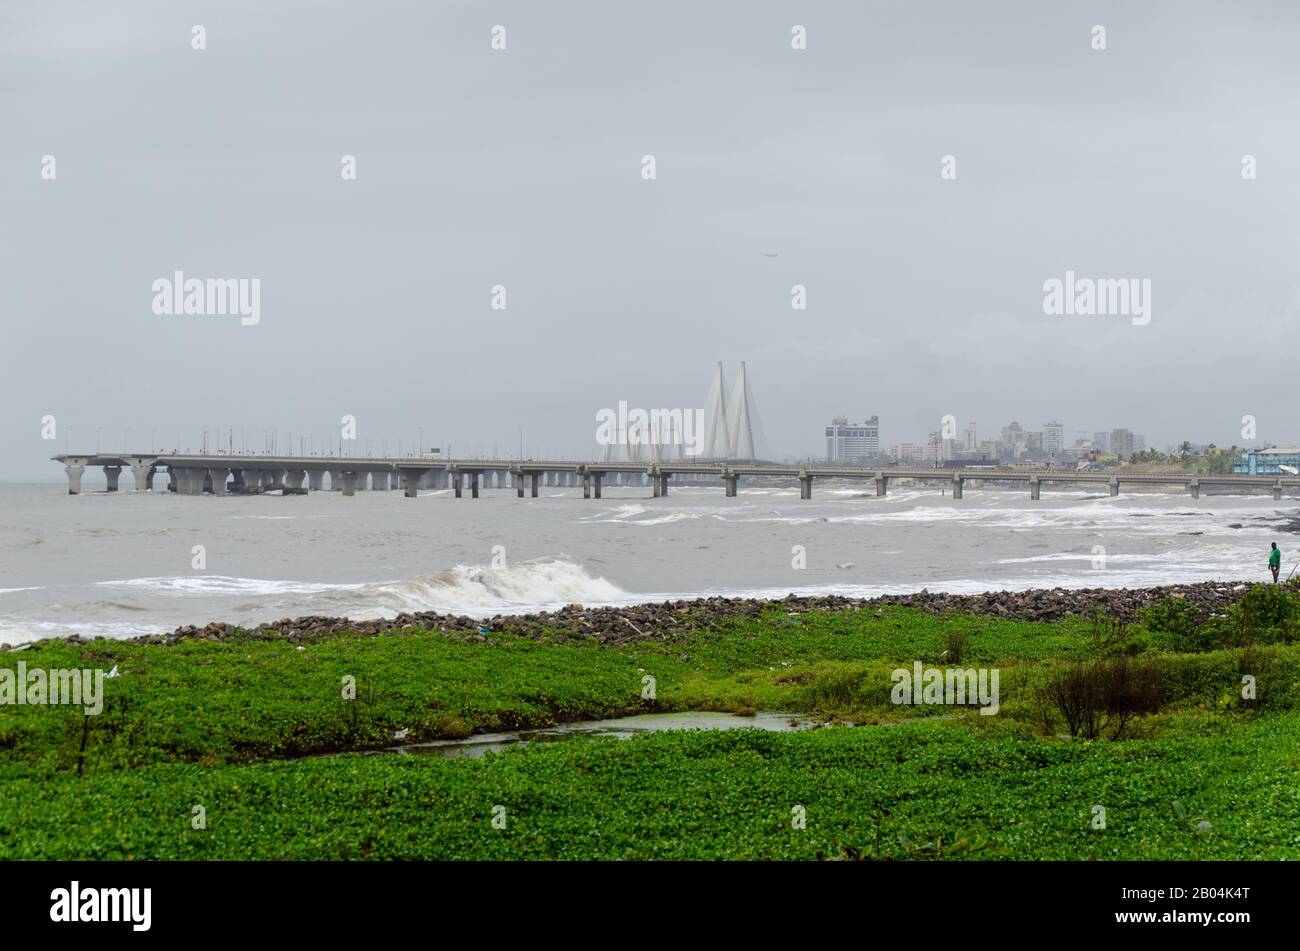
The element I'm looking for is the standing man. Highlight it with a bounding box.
[1269,542,1281,584]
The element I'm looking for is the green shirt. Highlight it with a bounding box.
[1269,549,1281,568]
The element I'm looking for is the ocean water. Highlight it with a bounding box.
[0,480,1294,645]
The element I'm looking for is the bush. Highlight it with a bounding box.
[1037,656,1164,739]
[1140,597,1211,652]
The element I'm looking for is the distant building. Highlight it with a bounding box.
[826,416,879,463]
[1092,431,1111,454]
[1234,448,1300,475]
[964,420,978,453]
[1111,428,1136,459]
[1043,421,1065,458]
[889,442,931,462]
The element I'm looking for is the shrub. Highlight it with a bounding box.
[1037,656,1164,739]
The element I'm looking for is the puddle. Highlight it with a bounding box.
[387,710,818,759]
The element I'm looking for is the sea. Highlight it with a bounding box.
[0,480,1293,645]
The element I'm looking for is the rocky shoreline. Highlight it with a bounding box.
[5,579,1276,652]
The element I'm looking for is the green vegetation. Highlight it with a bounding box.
[2,589,1298,859]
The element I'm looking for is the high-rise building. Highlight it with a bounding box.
[1092,431,1111,454]
[964,420,978,452]
[889,442,930,462]
[1043,421,1064,458]
[1111,428,1136,459]
[825,416,879,463]
[1000,421,1026,459]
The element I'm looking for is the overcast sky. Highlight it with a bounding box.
[3,0,1299,479]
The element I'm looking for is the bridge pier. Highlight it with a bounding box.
[594,473,603,498]
[284,470,305,491]
[514,470,525,498]
[326,470,342,491]
[341,471,358,496]
[355,472,367,491]
[208,467,229,495]
[951,477,964,500]
[242,469,263,491]
[130,463,152,491]
[452,471,463,498]
[184,467,206,495]
[1274,482,1283,501]
[401,469,426,498]
[1188,478,1200,500]
[659,474,669,496]
[64,463,85,494]
[1109,478,1120,497]
[308,470,324,491]
[724,474,737,497]
[104,465,122,492]
[470,472,480,499]
[1029,477,1040,501]
[799,474,812,500]
[582,472,592,499]
[875,475,887,497]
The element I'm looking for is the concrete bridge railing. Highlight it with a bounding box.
[51,453,1300,502]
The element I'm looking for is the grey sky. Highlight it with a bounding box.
[3,0,1299,479]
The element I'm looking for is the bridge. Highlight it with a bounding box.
[51,453,1300,501]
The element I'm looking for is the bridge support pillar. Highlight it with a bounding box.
[1029,478,1040,501]
[1274,482,1283,501]
[527,473,537,497]
[1188,479,1200,500]
[208,468,230,495]
[582,473,591,499]
[64,463,85,495]
[326,470,342,491]
[243,469,264,491]
[1109,479,1120,497]
[284,470,305,491]
[355,472,367,490]
[470,472,480,499]
[341,471,358,496]
[875,476,887,497]
[724,474,737,497]
[951,477,964,500]
[594,473,603,498]
[104,465,122,492]
[184,467,206,495]
[514,471,525,498]
[799,474,812,500]
[307,470,324,491]
[402,469,426,498]
[130,463,152,491]
[452,471,463,498]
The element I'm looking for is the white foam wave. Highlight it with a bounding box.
[95,575,363,596]
[356,559,630,616]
